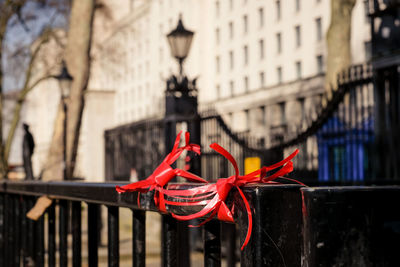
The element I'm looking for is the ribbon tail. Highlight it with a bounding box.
[237,186,252,250]
[262,162,294,183]
[116,179,153,193]
[174,169,208,183]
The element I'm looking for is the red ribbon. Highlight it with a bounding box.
[116,132,303,250]
[116,131,208,212]
[161,143,300,250]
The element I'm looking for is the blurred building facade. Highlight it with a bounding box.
[98,0,371,141]
[11,0,372,181]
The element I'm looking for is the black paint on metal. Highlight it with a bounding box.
[132,209,145,267]
[302,186,400,266]
[238,185,303,267]
[59,199,69,267]
[88,203,99,267]
[48,203,56,267]
[27,197,35,267]
[203,220,221,267]
[14,195,21,267]
[161,214,177,267]
[21,196,28,267]
[223,223,236,267]
[72,201,82,267]
[108,206,119,267]
[35,211,45,267]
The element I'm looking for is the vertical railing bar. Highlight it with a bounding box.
[203,220,221,267]
[14,195,21,267]
[27,197,35,267]
[108,206,119,267]
[35,210,45,267]
[48,203,56,267]
[21,196,28,267]
[59,200,69,267]
[225,223,236,267]
[0,193,4,267]
[88,204,99,267]
[7,194,15,267]
[72,201,82,267]
[132,209,145,267]
[161,214,177,267]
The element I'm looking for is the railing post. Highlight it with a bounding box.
[88,204,99,267]
[72,201,82,267]
[59,200,69,267]
[108,206,119,267]
[238,185,303,267]
[48,203,56,267]
[161,214,177,267]
[132,210,145,267]
[203,220,221,267]
[35,209,45,267]
[302,186,400,266]
[0,193,5,267]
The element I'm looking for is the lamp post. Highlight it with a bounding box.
[164,16,199,267]
[167,14,194,76]
[55,60,73,180]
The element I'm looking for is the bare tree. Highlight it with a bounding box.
[326,0,357,92]
[42,0,96,180]
[0,0,69,178]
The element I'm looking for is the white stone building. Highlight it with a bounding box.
[11,0,372,181]
[99,0,371,140]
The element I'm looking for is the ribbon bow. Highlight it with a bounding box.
[160,143,300,250]
[116,131,207,211]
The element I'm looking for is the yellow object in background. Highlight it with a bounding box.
[244,157,261,175]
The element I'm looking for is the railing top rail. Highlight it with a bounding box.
[0,180,302,219]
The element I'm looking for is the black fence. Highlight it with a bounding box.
[1,181,399,266]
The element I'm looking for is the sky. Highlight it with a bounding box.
[2,0,69,92]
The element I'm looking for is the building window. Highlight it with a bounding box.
[215,1,220,17]
[216,56,220,73]
[229,51,234,69]
[259,72,265,87]
[276,0,281,21]
[277,67,282,84]
[259,8,264,27]
[243,15,248,34]
[230,80,235,96]
[244,76,249,92]
[230,0,233,10]
[229,22,234,39]
[364,41,372,61]
[295,25,301,47]
[316,18,322,41]
[295,0,300,12]
[279,102,286,124]
[245,109,250,130]
[215,28,220,44]
[259,39,264,59]
[216,84,221,99]
[243,45,248,65]
[276,33,282,53]
[296,61,302,79]
[316,55,324,74]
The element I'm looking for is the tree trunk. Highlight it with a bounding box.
[42,0,95,181]
[325,0,356,91]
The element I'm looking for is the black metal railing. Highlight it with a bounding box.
[0,180,304,267]
[2,181,400,266]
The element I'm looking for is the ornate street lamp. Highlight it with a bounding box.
[167,14,194,75]
[55,60,73,180]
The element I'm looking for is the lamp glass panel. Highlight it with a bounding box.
[168,34,193,59]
